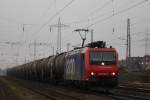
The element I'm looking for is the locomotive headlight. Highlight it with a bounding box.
[101,62,105,66]
[111,72,116,76]
[91,72,95,76]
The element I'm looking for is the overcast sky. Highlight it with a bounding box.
[0,0,150,69]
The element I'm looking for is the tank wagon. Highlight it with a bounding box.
[7,41,119,88]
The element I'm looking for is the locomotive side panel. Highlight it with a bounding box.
[65,54,76,80]
[64,50,85,81]
[73,53,84,80]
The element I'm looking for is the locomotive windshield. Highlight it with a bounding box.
[90,51,116,65]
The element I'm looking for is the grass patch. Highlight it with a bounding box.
[1,77,47,100]
[119,67,150,83]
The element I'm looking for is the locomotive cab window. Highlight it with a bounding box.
[90,51,116,65]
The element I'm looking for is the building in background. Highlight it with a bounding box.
[119,55,150,72]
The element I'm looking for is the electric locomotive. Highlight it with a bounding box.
[7,41,119,88]
[64,41,119,87]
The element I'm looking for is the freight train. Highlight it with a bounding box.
[7,41,119,89]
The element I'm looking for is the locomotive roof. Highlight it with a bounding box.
[66,48,85,56]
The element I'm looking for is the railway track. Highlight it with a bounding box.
[111,85,150,100]
[119,85,150,93]
[0,77,21,100]
[120,82,150,88]
[11,79,83,100]
[86,83,150,100]
[88,89,150,100]
[6,77,150,100]
[15,80,150,100]
[8,78,112,100]
[112,84,150,100]
[0,84,7,100]
[110,91,150,100]
[23,85,82,100]
[40,83,150,100]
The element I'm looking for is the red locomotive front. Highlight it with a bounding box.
[83,42,119,87]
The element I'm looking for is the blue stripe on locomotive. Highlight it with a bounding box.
[64,50,84,81]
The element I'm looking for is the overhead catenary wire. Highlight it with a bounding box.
[63,0,139,26]
[132,29,150,36]
[2,0,148,33]
[130,17,150,27]
[32,0,75,39]
[0,0,150,65]
[106,29,150,43]
[64,0,113,25]
[62,0,138,44]
[87,0,149,28]
[0,0,148,31]
[89,0,112,16]
[0,16,23,24]
[39,1,54,19]
[63,19,150,50]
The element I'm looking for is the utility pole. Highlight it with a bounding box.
[145,29,149,55]
[24,57,27,63]
[52,46,54,55]
[34,40,36,60]
[50,46,54,56]
[74,28,89,47]
[57,18,61,54]
[126,18,131,59]
[67,43,70,51]
[49,17,69,54]
[29,42,54,58]
[128,19,131,57]
[91,29,94,43]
